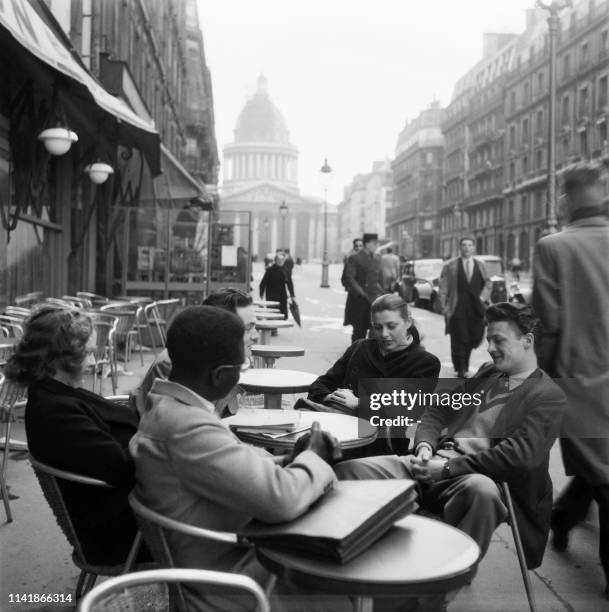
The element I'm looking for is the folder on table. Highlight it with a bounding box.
[240,479,418,564]
[224,409,300,433]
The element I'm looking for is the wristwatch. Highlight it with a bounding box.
[441,459,451,480]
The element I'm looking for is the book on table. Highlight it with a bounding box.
[240,479,418,564]
[223,408,300,434]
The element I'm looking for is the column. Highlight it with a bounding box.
[271,217,278,253]
[290,215,297,256]
[307,216,315,261]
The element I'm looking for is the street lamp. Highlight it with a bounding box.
[279,200,288,251]
[320,159,332,288]
[537,0,572,234]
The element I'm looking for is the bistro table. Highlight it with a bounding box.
[253,300,280,308]
[257,514,480,612]
[239,368,315,410]
[225,409,377,451]
[255,320,294,345]
[255,312,285,321]
[250,345,305,368]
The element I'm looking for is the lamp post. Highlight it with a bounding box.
[537,0,572,234]
[320,159,332,288]
[279,200,288,251]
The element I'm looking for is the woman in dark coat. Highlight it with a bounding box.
[5,305,145,565]
[259,252,295,319]
[308,293,441,455]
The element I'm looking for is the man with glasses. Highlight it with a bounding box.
[130,288,259,417]
[130,306,342,611]
[336,303,565,571]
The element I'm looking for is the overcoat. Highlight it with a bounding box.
[533,215,609,485]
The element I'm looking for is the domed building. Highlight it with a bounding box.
[220,75,325,261]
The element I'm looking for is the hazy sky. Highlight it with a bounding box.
[198,0,537,203]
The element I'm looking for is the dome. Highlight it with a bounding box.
[234,75,290,144]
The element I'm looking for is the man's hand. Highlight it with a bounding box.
[324,389,359,410]
[287,421,342,465]
[410,457,446,483]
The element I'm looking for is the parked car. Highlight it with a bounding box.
[476,255,508,304]
[397,259,444,313]
[398,255,509,314]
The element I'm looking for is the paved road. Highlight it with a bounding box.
[0,262,603,611]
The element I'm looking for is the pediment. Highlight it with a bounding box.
[221,182,320,207]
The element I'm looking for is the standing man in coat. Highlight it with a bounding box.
[380,247,401,292]
[259,251,295,321]
[439,237,491,378]
[343,233,383,343]
[533,163,609,599]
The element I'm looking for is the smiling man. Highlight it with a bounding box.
[336,302,566,570]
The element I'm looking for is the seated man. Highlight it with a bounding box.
[130,306,342,611]
[130,288,259,417]
[336,302,566,570]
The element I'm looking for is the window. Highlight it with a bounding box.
[523,155,529,174]
[523,81,530,104]
[579,87,589,117]
[510,90,516,112]
[581,42,589,67]
[537,72,544,94]
[509,125,517,149]
[522,118,530,142]
[563,54,570,78]
[580,129,588,155]
[535,191,543,219]
[536,149,543,170]
[599,75,608,108]
[562,95,570,124]
[602,30,608,54]
[509,162,515,181]
[536,109,544,136]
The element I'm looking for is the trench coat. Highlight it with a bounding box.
[533,215,609,485]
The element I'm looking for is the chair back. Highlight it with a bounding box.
[63,296,92,309]
[0,378,27,417]
[90,320,116,362]
[128,492,240,610]
[78,568,270,612]
[4,306,30,320]
[14,292,43,307]
[0,315,23,339]
[29,457,113,562]
[77,292,110,308]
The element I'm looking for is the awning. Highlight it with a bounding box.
[0,0,161,175]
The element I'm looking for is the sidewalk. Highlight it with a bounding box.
[1,265,605,610]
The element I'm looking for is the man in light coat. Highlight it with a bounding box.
[533,162,609,599]
[439,237,491,378]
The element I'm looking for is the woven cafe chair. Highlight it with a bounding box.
[30,457,147,598]
[0,377,28,521]
[14,291,43,307]
[78,567,270,612]
[99,304,142,368]
[142,299,179,354]
[77,292,110,309]
[129,492,276,611]
[88,319,118,395]
[4,306,30,320]
[0,315,24,339]
[63,295,93,309]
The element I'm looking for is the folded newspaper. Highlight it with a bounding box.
[223,408,300,433]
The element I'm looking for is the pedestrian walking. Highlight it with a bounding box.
[259,252,295,321]
[439,237,491,378]
[341,238,363,290]
[343,233,383,343]
[380,247,400,292]
[283,248,295,281]
[532,163,609,600]
[510,256,521,282]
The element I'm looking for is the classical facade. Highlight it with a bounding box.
[337,160,393,256]
[221,75,335,262]
[389,102,444,259]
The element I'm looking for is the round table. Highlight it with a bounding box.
[255,312,285,320]
[257,514,480,610]
[253,300,280,308]
[255,320,294,345]
[239,368,315,409]
[250,345,305,368]
[227,409,377,450]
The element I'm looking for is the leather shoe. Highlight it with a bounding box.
[551,527,569,552]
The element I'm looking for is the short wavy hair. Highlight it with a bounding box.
[485,302,542,345]
[370,293,421,346]
[4,304,93,385]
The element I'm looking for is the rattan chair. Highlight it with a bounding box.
[0,378,27,522]
[30,457,146,598]
[0,315,24,339]
[99,305,142,368]
[77,568,270,612]
[88,319,118,395]
[14,291,43,307]
[77,292,111,308]
[143,299,180,354]
[129,492,275,610]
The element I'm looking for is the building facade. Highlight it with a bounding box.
[220,75,338,263]
[337,160,392,256]
[389,102,444,259]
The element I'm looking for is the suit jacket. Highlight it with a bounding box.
[439,257,491,328]
[130,379,336,574]
[26,377,140,564]
[414,364,566,568]
[533,215,609,484]
[344,249,383,302]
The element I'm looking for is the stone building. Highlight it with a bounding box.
[389,102,444,259]
[220,75,335,263]
[337,160,393,256]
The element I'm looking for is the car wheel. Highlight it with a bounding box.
[430,294,442,314]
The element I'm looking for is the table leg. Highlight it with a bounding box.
[352,597,373,612]
[264,393,282,410]
[262,356,276,368]
[259,329,271,345]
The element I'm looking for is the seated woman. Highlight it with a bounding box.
[307,293,441,454]
[5,305,146,565]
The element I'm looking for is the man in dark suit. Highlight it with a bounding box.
[259,252,295,321]
[343,233,382,343]
[439,236,491,378]
[336,302,566,569]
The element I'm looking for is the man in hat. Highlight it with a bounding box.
[533,162,609,599]
[343,233,382,342]
[439,237,491,378]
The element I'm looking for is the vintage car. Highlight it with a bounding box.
[398,255,508,313]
